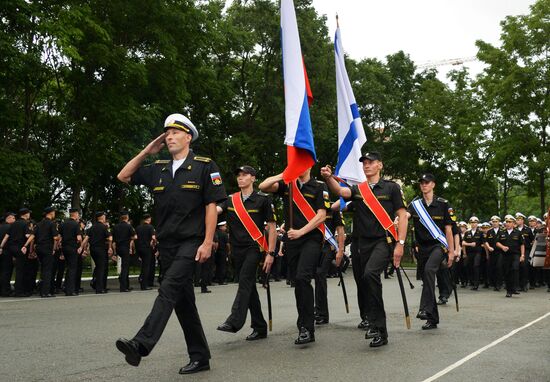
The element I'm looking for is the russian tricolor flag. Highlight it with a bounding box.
[281,0,316,183]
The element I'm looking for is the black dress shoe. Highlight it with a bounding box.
[505,293,512,298]
[494,287,501,292]
[201,289,211,294]
[369,335,388,348]
[120,289,131,292]
[522,287,528,292]
[41,294,55,298]
[96,290,107,294]
[216,322,237,333]
[422,322,438,330]
[365,328,380,339]
[357,319,370,330]
[116,338,142,367]
[141,287,152,290]
[512,291,520,295]
[246,330,267,341]
[437,297,448,305]
[315,317,329,325]
[416,311,429,320]
[471,286,478,291]
[294,327,315,345]
[179,360,210,375]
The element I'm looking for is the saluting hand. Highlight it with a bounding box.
[142,133,166,155]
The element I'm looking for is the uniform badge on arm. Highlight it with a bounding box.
[323,190,330,208]
[210,172,223,186]
[449,207,457,222]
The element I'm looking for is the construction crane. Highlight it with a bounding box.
[416,56,478,69]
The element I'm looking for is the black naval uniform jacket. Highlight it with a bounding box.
[518,226,534,253]
[276,178,329,242]
[483,227,502,255]
[497,229,524,256]
[219,191,276,248]
[130,150,227,248]
[407,195,453,248]
[33,218,59,254]
[463,228,483,255]
[344,179,405,241]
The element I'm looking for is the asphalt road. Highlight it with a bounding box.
[1,274,549,382]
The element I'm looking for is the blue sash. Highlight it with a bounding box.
[411,198,448,248]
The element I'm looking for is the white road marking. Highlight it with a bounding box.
[422,311,550,382]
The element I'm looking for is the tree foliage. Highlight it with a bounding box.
[0,0,548,222]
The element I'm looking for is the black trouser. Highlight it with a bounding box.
[117,246,130,291]
[149,253,156,286]
[37,249,55,296]
[480,254,489,287]
[286,236,322,333]
[518,251,529,289]
[271,254,282,280]
[53,252,65,291]
[418,245,446,324]
[350,239,366,321]
[25,257,37,294]
[214,251,227,283]
[436,267,451,300]
[468,251,482,287]
[199,256,213,290]
[314,244,334,321]
[12,245,28,295]
[0,250,14,295]
[133,240,210,362]
[357,238,391,337]
[63,247,78,295]
[91,247,108,293]
[503,254,520,294]
[137,246,153,289]
[458,256,468,286]
[75,253,83,291]
[225,246,267,333]
[489,252,503,288]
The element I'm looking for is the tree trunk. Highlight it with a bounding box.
[503,168,508,214]
[71,184,81,211]
[540,170,546,217]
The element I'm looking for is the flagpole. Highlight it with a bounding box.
[336,13,339,28]
[289,181,294,229]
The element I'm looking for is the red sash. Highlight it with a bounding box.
[231,192,269,252]
[357,182,398,240]
[290,181,326,237]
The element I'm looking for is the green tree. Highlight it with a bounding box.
[476,0,550,216]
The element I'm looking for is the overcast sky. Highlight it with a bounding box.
[311,0,537,75]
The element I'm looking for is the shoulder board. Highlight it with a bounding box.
[193,156,211,163]
[316,179,325,184]
[154,160,170,165]
[257,191,269,197]
[436,197,448,203]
